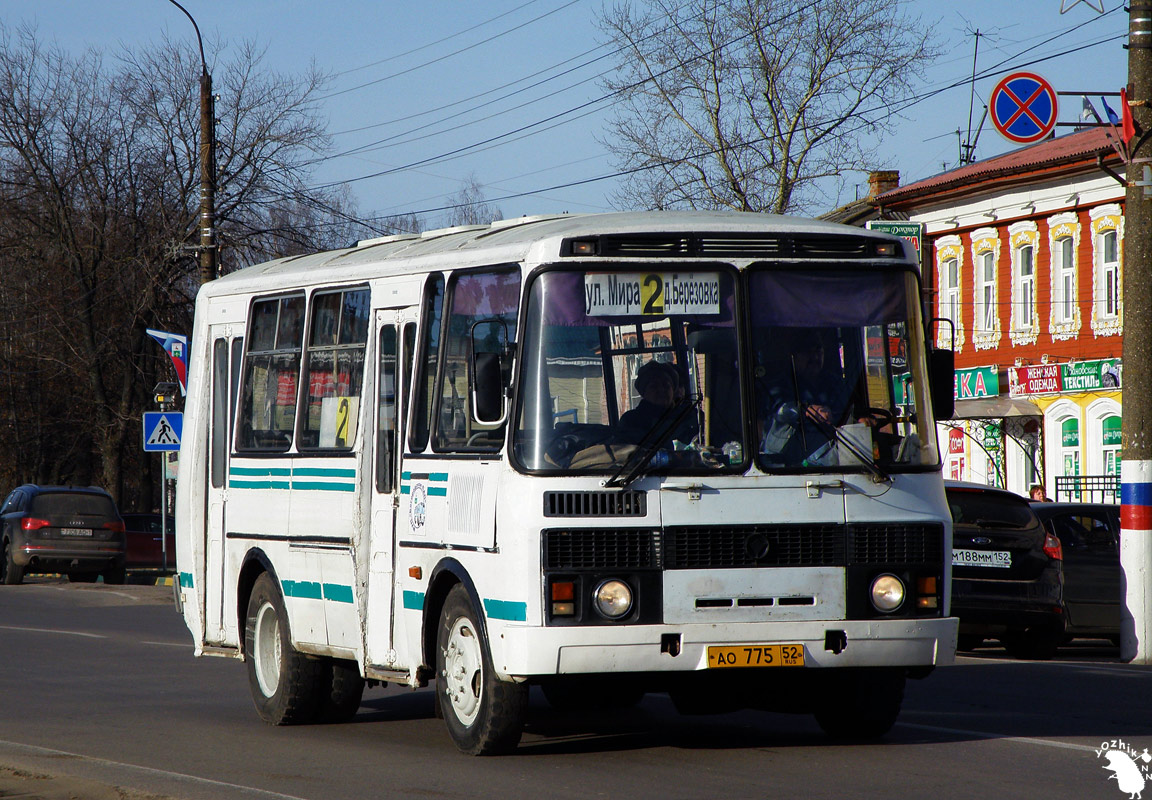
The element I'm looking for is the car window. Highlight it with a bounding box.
[1045,514,1089,547]
[30,493,117,517]
[947,490,1037,528]
[1074,512,1117,547]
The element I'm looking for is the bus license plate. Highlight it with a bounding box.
[707,644,804,668]
[60,528,92,537]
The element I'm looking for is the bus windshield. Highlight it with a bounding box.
[515,267,743,475]
[513,264,939,476]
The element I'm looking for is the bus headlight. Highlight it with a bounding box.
[869,574,905,613]
[593,579,633,619]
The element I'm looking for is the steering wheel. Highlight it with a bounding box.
[862,407,897,429]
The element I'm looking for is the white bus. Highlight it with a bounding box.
[174,211,958,755]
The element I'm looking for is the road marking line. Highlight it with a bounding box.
[0,739,312,800]
[0,625,104,639]
[899,722,1098,753]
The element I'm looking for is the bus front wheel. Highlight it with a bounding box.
[244,572,322,725]
[813,669,905,739]
[435,584,527,755]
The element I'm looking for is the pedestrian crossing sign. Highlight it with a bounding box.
[143,412,183,451]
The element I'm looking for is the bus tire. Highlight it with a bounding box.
[1,540,23,585]
[317,658,365,723]
[244,572,322,725]
[435,584,526,755]
[813,669,905,739]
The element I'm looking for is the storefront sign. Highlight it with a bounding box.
[1008,359,1122,397]
[866,221,924,264]
[948,427,965,454]
[954,366,998,400]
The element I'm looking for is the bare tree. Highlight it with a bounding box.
[598,0,938,214]
[0,24,358,506]
[445,173,503,227]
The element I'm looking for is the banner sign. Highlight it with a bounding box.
[866,221,925,263]
[954,366,999,400]
[1008,359,1122,397]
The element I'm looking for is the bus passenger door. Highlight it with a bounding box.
[365,311,413,668]
[206,327,243,645]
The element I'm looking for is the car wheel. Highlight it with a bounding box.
[1,540,23,585]
[814,669,905,739]
[957,634,984,652]
[102,561,126,585]
[1002,628,1061,660]
[244,572,322,725]
[317,658,365,723]
[436,584,527,755]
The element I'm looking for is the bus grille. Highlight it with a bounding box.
[542,523,944,570]
[543,529,660,569]
[665,524,845,569]
[543,490,647,517]
[849,523,944,564]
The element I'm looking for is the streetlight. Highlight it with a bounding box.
[165,0,217,283]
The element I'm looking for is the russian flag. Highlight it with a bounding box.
[146,329,189,395]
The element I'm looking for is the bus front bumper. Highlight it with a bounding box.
[496,616,958,678]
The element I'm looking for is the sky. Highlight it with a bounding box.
[4,0,1131,233]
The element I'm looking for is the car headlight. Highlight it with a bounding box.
[593,579,633,619]
[870,574,905,613]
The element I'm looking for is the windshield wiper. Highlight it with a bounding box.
[604,396,697,489]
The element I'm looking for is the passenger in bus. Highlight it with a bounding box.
[617,359,697,448]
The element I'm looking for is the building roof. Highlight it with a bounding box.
[875,127,1122,207]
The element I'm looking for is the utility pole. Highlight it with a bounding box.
[198,67,216,283]
[167,0,217,283]
[1122,0,1152,664]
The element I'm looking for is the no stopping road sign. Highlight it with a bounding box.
[989,72,1059,145]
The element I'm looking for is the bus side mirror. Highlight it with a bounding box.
[473,352,505,423]
[929,348,954,421]
[471,319,511,425]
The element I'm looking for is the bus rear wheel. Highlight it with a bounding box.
[435,584,526,755]
[244,572,322,725]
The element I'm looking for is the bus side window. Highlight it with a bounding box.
[409,275,444,453]
[434,267,520,452]
[211,339,229,488]
[237,295,305,451]
[376,325,398,493]
[299,287,370,450]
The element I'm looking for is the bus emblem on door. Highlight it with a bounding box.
[409,482,427,532]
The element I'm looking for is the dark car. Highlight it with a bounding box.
[946,481,1065,659]
[1030,501,1120,645]
[0,485,126,585]
[121,513,176,571]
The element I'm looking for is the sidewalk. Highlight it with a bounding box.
[0,764,176,799]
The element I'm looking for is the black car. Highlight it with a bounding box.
[946,481,1065,659]
[0,485,126,585]
[1031,501,1120,645]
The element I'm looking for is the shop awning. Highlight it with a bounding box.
[952,396,1042,419]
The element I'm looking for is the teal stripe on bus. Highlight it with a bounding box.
[400,485,411,494]
[230,480,291,490]
[294,467,356,478]
[483,598,527,622]
[323,583,354,604]
[231,466,291,476]
[428,486,447,496]
[179,572,194,588]
[281,579,323,600]
[403,590,425,610]
[291,481,355,492]
[428,473,449,481]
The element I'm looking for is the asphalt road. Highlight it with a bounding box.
[0,578,1147,800]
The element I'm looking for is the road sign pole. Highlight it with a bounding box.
[161,452,169,572]
[1122,0,1152,664]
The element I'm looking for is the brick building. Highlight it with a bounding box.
[875,127,1125,500]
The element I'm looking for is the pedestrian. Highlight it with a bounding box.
[1028,484,1050,502]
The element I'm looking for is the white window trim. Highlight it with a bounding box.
[1047,212,1082,341]
[935,235,965,351]
[1008,221,1040,346]
[970,228,1001,351]
[1090,204,1123,337]
[1085,397,1122,476]
[1043,399,1082,498]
